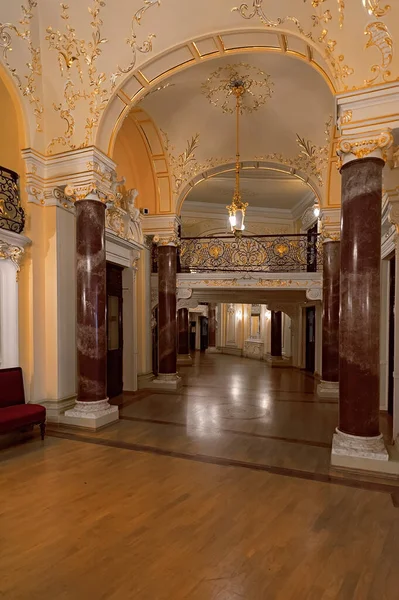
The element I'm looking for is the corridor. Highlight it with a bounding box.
[1,354,399,599]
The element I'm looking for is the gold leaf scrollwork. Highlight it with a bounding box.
[46,1,160,153]
[233,0,353,89]
[364,21,393,84]
[362,0,391,18]
[111,0,160,89]
[0,0,43,131]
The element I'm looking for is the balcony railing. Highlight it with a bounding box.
[0,167,25,234]
[179,233,322,273]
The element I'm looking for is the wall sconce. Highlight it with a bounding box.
[265,310,271,320]
[236,310,242,320]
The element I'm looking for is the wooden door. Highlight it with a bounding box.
[305,306,316,373]
[388,255,395,416]
[106,263,123,399]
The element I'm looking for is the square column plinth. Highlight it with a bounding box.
[61,399,119,430]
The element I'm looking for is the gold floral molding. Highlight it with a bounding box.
[364,22,393,84]
[162,131,232,192]
[46,0,160,153]
[336,130,393,167]
[362,1,391,18]
[256,116,332,187]
[339,110,352,126]
[0,0,43,131]
[110,0,160,90]
[233,0,354,89]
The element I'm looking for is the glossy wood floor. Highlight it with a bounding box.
[1,353,399,599]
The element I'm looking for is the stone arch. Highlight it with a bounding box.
[176,160,323,216]
[96,27,337,158]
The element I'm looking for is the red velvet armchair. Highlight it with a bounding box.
[0,367,46,440]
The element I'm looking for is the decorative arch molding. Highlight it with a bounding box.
[115,108,173,214]
[97,27,336,157]
[0,61,29,150]
[176,160,322,216]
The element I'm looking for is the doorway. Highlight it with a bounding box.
[106,263,123,398]
[388,255,395,417]
[305,306,316,373]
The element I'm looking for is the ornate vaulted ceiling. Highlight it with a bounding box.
[0,0,397,156]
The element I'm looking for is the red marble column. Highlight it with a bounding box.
[208,304,217,349]
[271,311,282,357]
[339,158,383,438]
[318,241,340,398]
[177,308,190,356]
[76,199,107,402]
[158,244,178,377]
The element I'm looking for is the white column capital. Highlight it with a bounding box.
[0,230,31,272]
[154,234,179,247]
[337,130,393,169]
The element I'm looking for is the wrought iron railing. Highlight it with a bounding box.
[0,167,25,234]
[179,233,322,273]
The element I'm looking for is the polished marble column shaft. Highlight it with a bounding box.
[208,303,217,348]
[271,311,282,357]
[339,158,383,438]
[76,199,107,402]
[158,245,177,375]
[318,241,340,399]
[177,308,189,356]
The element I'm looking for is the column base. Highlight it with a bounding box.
[317,380,339,399]
[331,429,389,473]
[145,373,182,392]
[265,354,292,368]
[177,354,193,366]
[206,347,220,354]
[137,372,155,389]
[60,399,119,430]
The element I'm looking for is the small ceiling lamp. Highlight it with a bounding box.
[227,80,248,235]
[202,63,274,236]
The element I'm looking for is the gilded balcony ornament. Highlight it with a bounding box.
[0,168,25,234]
[364,22,393,84]
[0,0,43,131]
[362,0,391,18]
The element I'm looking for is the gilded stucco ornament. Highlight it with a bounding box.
[110,0,161,90]
[233,0,353,89]
[336,131,393,167]
[0,0,43,131]
[0,240,24,273]
[154,234,180,247]
[46,0,160,152]
[162,131,232,193]
[339,110,353,126]
[362,0,391,18]
[256,117,332,187]
[388,201,399,233]
[364,22,393,84]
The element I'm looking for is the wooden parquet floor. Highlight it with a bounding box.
[1,353,399,599]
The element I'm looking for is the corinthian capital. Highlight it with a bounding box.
[337,130,393,169]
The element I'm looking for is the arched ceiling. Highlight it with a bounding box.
[137,51,332,213]
[139,52,333,167]
[182,169,312,214]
